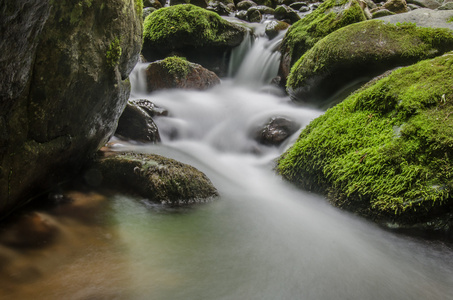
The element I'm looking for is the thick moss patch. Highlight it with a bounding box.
[286,20,453,104]
[280,0,367,70]
[143,4,244,50]
[278,53,453,226]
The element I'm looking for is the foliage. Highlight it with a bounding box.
[278,53,453,220]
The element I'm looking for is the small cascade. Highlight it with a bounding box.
[227,30,253,78]
[233,30,285,86]
[130,61,149,95]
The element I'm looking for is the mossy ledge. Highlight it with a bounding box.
[278,53,453,231]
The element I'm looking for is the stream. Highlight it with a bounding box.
[1,28,453,300]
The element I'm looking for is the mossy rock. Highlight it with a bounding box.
[287,20,453,105]
[93,152,219,204]
[278,53,453,231]
[278,0,367,83]
[0,0,142,216]
[145,56,221,92]
[142,4,246,75]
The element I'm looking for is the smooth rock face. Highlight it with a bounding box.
[377,8,453,30]
[92,152,219,204]
[0,0,142,215]
[145,57,221,92]
[254,117,300,146]
[115,102,161,143]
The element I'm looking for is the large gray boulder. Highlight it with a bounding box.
[0,0,143,215]
[377,8,453,30]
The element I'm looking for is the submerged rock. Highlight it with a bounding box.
[286,20,453,104]
[142,4,246,75]
[254,117,300,146]
[0,0,143,215]
[92,152,219,205]
[145,56,221,92]
[279,0,367,84]
[278,53,453,232]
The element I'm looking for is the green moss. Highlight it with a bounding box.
[135,0,143,17]
[278,53,453,220]
[143,4,240,48]
[106,37,122,67]
[448,16,453,23]
[162,56,190,78]
[281,0,367,68]
[287,20,453,93]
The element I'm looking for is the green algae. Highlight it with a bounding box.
[280,0,367,68]
[278,53,453,221]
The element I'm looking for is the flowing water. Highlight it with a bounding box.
[1,31,453,300]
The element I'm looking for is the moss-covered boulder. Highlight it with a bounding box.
[142,4,246,75]
[145,56,221,92]
[278,53,453,231]
[0,0,142,216]
[92,152,219,204]
[287,20,453,104]
[278,0,367,83]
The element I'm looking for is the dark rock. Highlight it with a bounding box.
[274,5,301,23]
[265,20,290,39]
[255,117,300,146]
[93,152,219,205]
[207,1,234,15]
[0,0,142,215]
[115,102,161,143]
[143,0,162,9]
[130,99,169,117]
[237,0,258,10]
[143,7,157,18]
[236,10,249,19]
[371,8,396,17]
[247,7,263,22]
[145,57,221,92]
[289,2,309,9]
